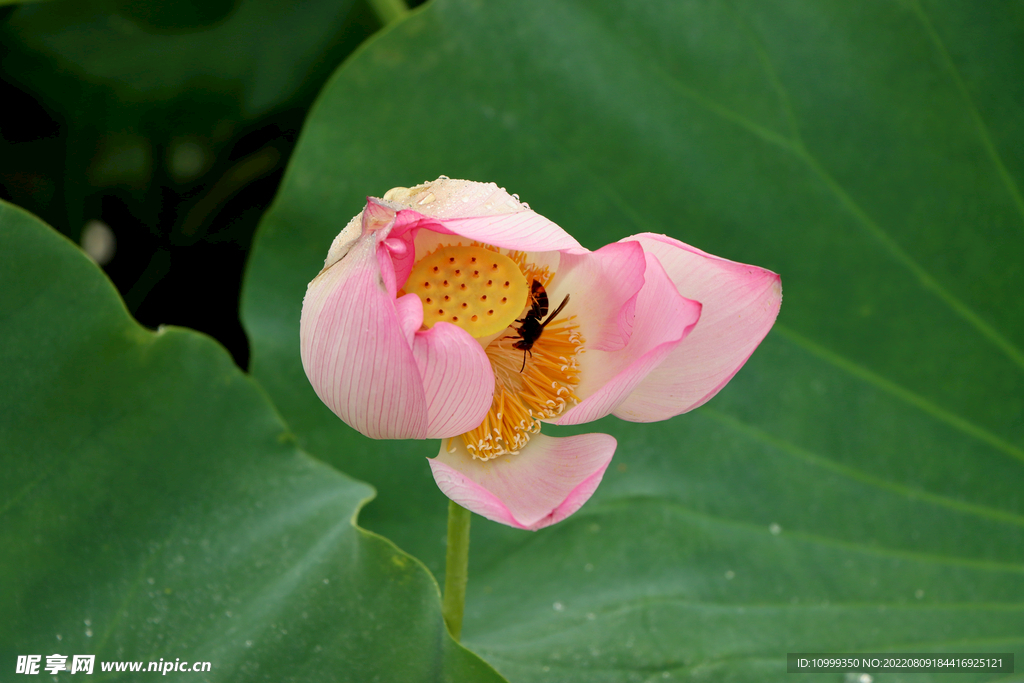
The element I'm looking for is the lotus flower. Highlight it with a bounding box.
[301,178,781,530]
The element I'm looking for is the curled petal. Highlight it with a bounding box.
[382,179,586,254]
[549,241,645,352]
[393,292,423,346]
[557,253,702,425]
[301,235,428,438]
[438,211,584,254]
[412,322,494,438]
[430,433,616,530]
[614,233,782,421]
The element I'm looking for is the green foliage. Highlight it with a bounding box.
[0,201,504,682]
[2,0,365,119]
[242,0,1024,680]
[3,0,1022,681]
[0,0,374,238]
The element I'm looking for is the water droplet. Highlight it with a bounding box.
[584,563,594,572]
[323,578,330,584]
[586,612,596,620]
[56,634,62,641]
[552,601,564,612]
[725,570,735,580]
[915,589,924,599]
[147,577,155,585]
[84,619,91,626]
[769,522,782,535]
[245,640,253,648]
[85,629,93,638]
[845,675,873,683]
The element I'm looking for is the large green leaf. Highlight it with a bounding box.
[242,0,1024,680]
[0,201,505,682]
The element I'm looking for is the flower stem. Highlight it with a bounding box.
[367,0,408,26]
[442,500,471,641]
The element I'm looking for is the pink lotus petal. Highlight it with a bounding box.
[380,179,586,254]
[548,241,645,352]
[613,233,782,421]
[429,432,616,530]
[556,253,702,425]
[300,234,429,439]
[362,196,397,235]
[412,322,495,438]
[393,292,424,347]
[383,232,416,291]
[439,211,584,254]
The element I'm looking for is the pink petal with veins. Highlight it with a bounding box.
[412,322,494,438]
[614,233,781,421]
[301,234,428,438]
[548,241,645,352]
[382,179,586,254]
[429,432,616,530]
[301,217,494,440]
[557,252,701,425]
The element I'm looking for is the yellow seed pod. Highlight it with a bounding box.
[405,245,529,338]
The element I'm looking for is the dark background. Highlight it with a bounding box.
[0,0,423,368]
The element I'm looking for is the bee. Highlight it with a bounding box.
[509,280,570,372]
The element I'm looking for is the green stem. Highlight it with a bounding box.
[442,500,471,640]
[366,0,408,25]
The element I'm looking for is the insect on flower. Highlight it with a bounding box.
[300,178,782,530]
[509,280,570,372]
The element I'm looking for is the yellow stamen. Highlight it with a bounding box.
[459,256,583,460]
[406,240,584,461]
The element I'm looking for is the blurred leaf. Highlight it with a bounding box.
[0,0,376,245]
[0,200,506,683]
[242,0,1024,680]
[1,0,364,120]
